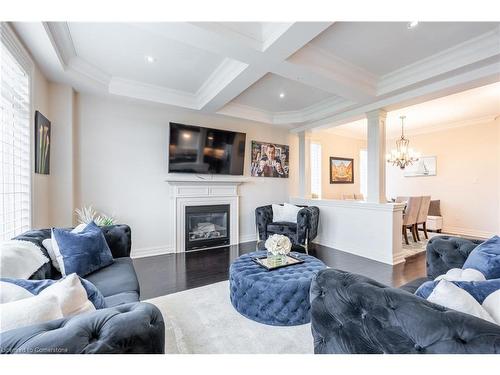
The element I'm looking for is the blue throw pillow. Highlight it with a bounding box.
[53,221,114,277]
[415,278,500,304]
[1,275,107,309]
[462,236,500,279]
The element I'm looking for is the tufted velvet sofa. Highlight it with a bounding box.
[1,225,165,354]
[255,204,319,251]
[310,235,500,354]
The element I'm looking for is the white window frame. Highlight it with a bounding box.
[310,142,322,199]
[1,23,35,240]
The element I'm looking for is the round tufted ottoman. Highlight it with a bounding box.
[229,251,326,326]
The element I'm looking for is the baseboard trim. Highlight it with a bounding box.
[442,226,495,239]
[131,246,175,259]
[239,233,257,244]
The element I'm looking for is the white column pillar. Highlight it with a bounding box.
[366,109,387,203]
[297,131,311,198]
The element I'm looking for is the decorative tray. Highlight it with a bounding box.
[252,254,305,271]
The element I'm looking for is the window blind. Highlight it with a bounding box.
[1,37,31,240]
[310,143,322,198]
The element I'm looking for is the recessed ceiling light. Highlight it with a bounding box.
[145,55,156,64]
[407,21,419,29]
[279,92,285,99]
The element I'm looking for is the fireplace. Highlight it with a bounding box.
[185,204,230,251]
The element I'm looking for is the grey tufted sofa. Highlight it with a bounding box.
[1,225,165,354]
[310,235,500,354]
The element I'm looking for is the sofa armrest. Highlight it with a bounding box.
[310,269,500,354]
[255,205,273,241]
[101,224,132,258]
[297,206,319,245]
[0,302,164,354]
[426,236,483,279]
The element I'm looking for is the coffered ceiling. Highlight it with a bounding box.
[11,21,500,130]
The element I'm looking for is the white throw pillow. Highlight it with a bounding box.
[435,268,486,282]
[0,293,63,332]
[483,290,500,324]
[42,238,60,271]
[0,240,49,279]
[50,224,87,274]
[272,203,302,223]
[427,280,495,324]
[39,273,95,317]
[0,281,34,303]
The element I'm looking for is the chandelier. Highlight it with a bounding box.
[386,116,420,169]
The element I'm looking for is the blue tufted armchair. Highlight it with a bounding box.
[310,236,500,354]
[255,204,319,253]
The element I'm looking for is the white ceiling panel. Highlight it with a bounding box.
[68,22,225,93]
[232,73,335,112]
[310,22,500,76]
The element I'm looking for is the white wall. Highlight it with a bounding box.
[310,132,366,200]
[31,65,51,229]
[48,83,75,227]
[75,94,291,254]
[386,119,500,237]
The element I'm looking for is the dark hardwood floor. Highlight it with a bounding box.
[133,241,426,300]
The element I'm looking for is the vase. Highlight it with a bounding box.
[267,251,287,267]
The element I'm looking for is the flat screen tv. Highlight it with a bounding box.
[168,122,246,175]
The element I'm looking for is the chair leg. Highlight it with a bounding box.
[415,224,421,241]
[423,222,429,239]
[403,226,409,245]
[411,225,418,242]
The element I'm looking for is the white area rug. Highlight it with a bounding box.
[402,232,439,258]
[145,281,314,354]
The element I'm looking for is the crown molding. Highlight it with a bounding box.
[399,114,499,138]
[216,102,274,124]
[109,77,198,109]
[321,114,499,141]
[272,96,354,124]
[196,58,248,109]
[378,26,500,95]
[2,22,34,73]
[289,44,378,93]
[43,22,76,67]
[218,96,355,126]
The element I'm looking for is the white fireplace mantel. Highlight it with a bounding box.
[166,175,245,252]
[165,175,250,186]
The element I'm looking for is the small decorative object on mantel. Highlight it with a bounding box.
[75,205,116,226]
[386,116,421,169]
[265,234,292,267]
[330,157,354,184]
[34,111,51,174]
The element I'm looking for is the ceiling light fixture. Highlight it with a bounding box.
[407,21,419,29]
[386,116,420,169]
[145,55,156,64]
[279,92,285,99]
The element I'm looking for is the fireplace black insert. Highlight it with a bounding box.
[185,204,230,251]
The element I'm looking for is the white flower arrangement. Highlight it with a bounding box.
[265,234,292,256]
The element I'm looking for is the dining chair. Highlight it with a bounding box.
[395,196,409,203]
[416,195,431,240]
[342,193,355,200]
[402,196,422,245]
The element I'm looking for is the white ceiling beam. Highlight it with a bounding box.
[291,59,500,133]
[132,22,340,112]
